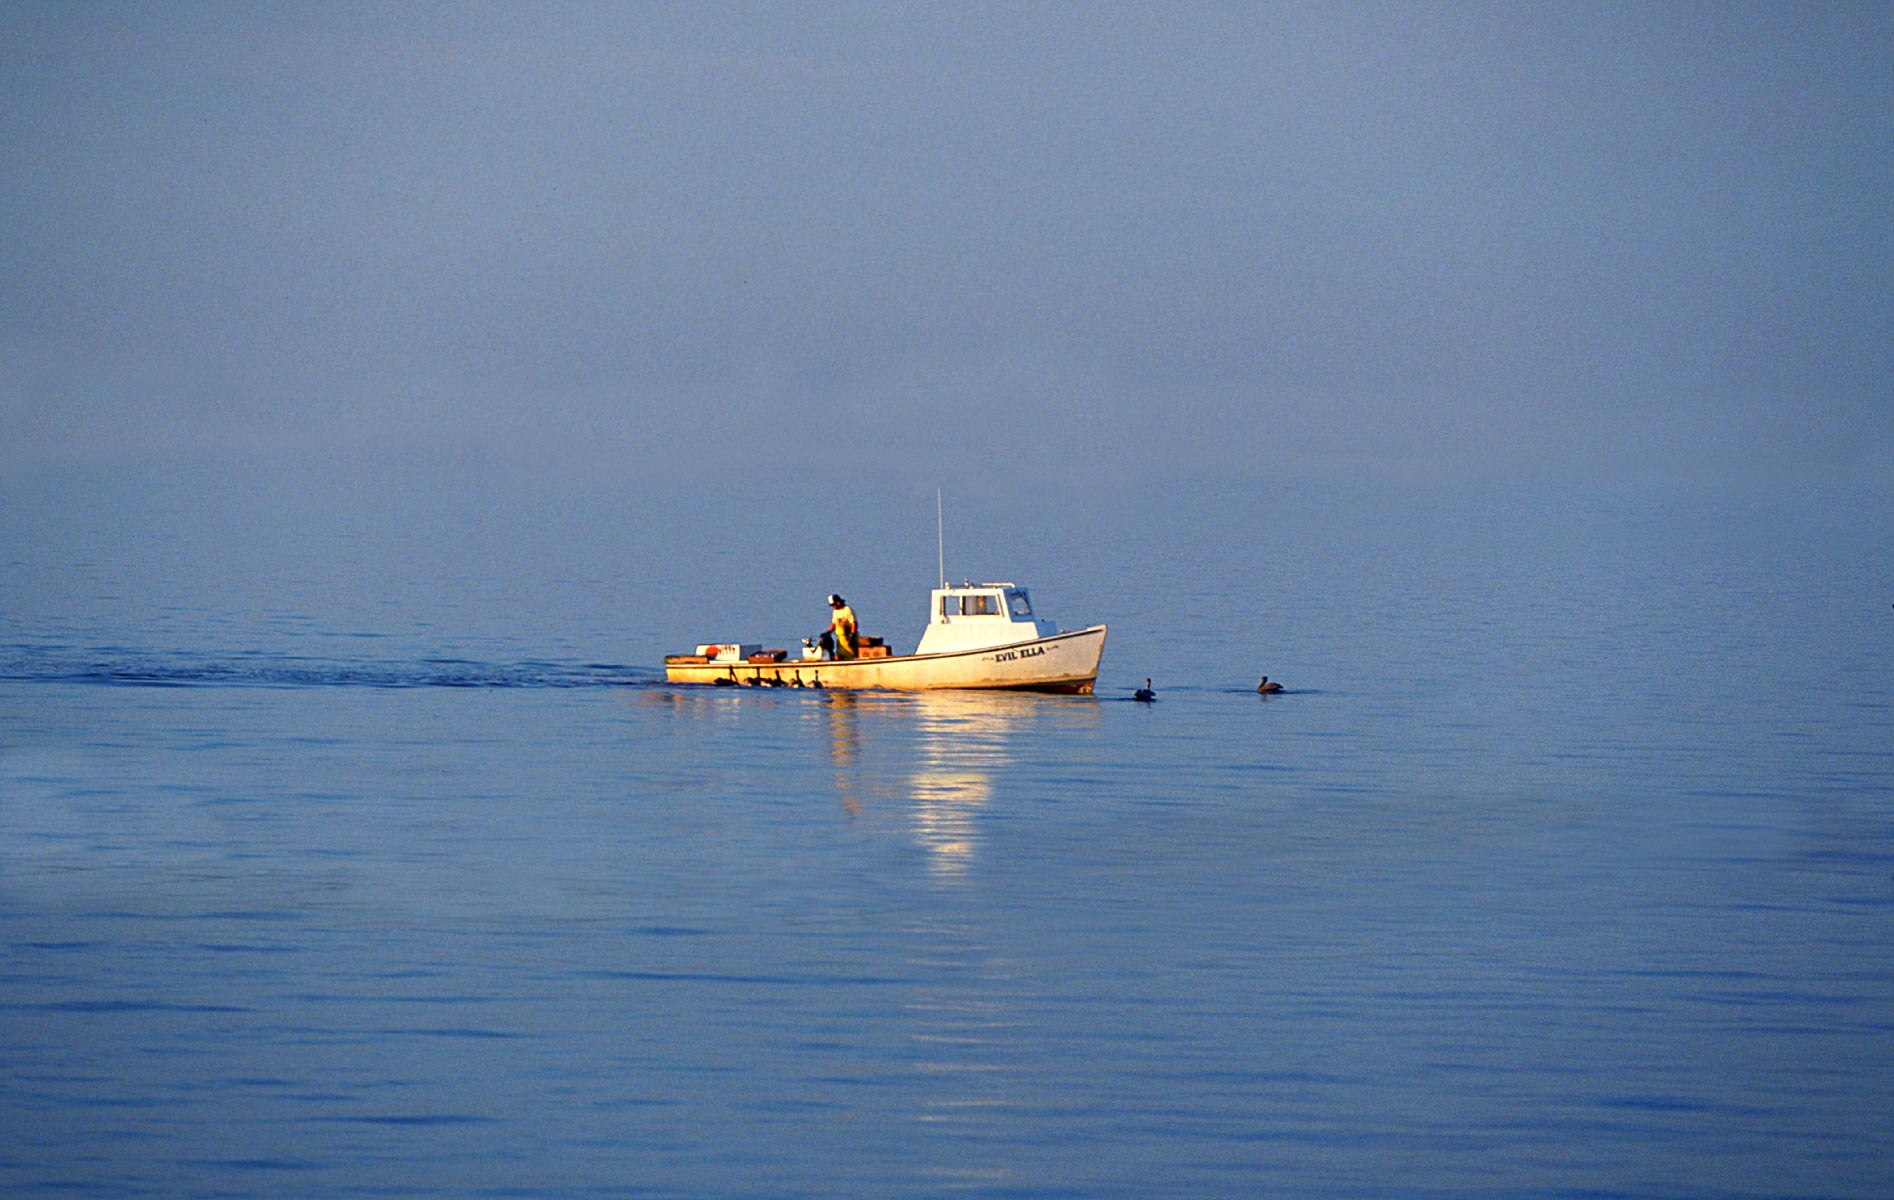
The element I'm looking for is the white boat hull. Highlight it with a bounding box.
[666,626,1107,694]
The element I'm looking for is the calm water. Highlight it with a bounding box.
[3,466,1891,1198]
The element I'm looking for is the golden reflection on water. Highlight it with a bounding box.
[772,689,1104,1170]
[818,690,1100,880]
[642,686,1098,878]
[908,767,990,879]
[904,694,1011,881]
[822,691,862,815]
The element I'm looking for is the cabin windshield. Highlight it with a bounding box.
[940,591,1007,618]
[1006,590,1033,617]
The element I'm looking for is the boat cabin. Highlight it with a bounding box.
[913,583,1059,656]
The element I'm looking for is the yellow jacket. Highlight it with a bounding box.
[829,604,858,656]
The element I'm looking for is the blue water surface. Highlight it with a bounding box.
[2,465,1890,1198]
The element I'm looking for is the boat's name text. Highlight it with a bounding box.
[990,646,1047,663]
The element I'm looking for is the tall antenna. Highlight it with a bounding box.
[936,487,946,588]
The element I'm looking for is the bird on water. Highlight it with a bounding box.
[1133,679,1156,702]
[1257,676,1283,694]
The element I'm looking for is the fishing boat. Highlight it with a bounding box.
[665,582,1107,693]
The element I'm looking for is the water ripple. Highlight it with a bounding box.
[0,645,654,690]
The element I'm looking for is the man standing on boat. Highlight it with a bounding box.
[826,594,859,660]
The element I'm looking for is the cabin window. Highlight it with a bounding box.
[961,593,1000,616]
[1007,591,1032,618]
[940,596,955,619]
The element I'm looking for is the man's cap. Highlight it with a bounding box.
[828,594,844,606]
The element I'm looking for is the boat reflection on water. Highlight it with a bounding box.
[640,682,1098,877]
[907,766,991,880]
[647,682,1101,1156]
[816,688,1100,879]
[901,693,1023,881]
[821,690,863,816]
[846,690,1102,1158]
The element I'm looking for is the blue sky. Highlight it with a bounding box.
[3,2,1889,491]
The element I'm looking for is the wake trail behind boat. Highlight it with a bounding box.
[0,647,659,690]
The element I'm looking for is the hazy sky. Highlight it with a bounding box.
[3,2,1889,489]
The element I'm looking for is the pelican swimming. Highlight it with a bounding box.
[1133,678,1156,702]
